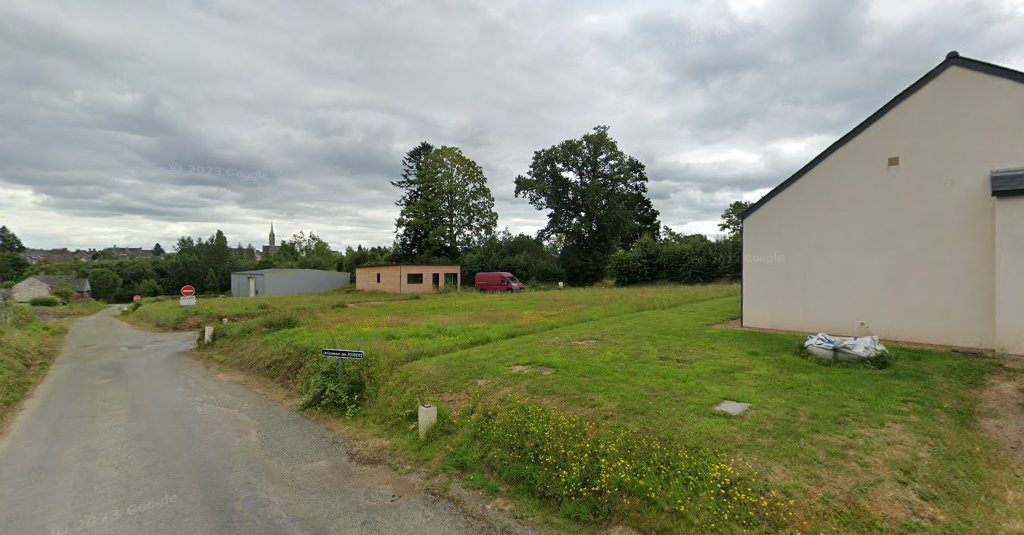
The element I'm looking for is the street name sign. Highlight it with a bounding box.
[321,349,364,360]
[179,296,197,306]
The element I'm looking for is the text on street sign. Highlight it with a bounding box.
[321,349,364,360]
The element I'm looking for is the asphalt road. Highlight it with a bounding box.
[0,307,495,535]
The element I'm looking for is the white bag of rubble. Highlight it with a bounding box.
[804,333,888,362]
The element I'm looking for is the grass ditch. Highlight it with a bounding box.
[118,285,1021,533]
[0,300,106,429]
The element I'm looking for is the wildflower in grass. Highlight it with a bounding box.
[464,398,793,531]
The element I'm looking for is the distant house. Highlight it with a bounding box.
[22,248,74,264]
[11,275,92,303]
[355,264,461,294]
[742,52,1024,355]
[102,246,153,259]
[230,269,350,298]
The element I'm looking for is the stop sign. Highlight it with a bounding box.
[180,285,196,297]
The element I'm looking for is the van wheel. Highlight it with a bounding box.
[507,288,513,293]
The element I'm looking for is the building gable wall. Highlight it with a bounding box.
[743,65,1024,349]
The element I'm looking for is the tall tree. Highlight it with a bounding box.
[718,200,753,238]
[152,243,165,256]
[514,126,660,284]
[288,231,337,271]
[0,225,26,253]
[0,251,29,282]
[395,146,498,261]
[86,268,122,301]
[392,142,437,261]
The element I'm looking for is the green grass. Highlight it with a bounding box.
[122,286,413,330]
[1,300,105,426]
[120,285,1022,533]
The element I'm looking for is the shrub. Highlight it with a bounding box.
[462,399,792,530]
[608,251,648,286]
[29,297,60,307]
[260,314,300,330]
[611,234,741,286]
[300,358,364,417]
[86,267,122,301]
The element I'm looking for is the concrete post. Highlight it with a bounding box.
[204,326,214,344]
[418,404,437,439]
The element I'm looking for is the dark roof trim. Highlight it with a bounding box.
[743,52,1024,219]
[356,264,461,269]
[992,168,1024,197]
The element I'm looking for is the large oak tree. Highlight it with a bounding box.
[514,126,659,284]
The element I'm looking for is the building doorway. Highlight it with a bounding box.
[444,273,458,290]
[432,273,440,290]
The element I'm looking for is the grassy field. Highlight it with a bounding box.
[120,285,1023,534]
[0,300,107,428]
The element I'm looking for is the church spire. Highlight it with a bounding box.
[269,222,276,247]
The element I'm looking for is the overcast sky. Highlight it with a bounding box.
[2,0,1023,251]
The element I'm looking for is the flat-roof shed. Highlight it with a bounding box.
[355,264,461,294]
[230,269,351,298]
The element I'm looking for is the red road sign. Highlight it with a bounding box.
[180,285,196,297]
[133,295,141,302]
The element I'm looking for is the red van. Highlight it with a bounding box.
[474,272,526,293]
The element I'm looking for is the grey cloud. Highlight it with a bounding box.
[1,0,1022,250]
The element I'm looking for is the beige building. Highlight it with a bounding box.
[11,275,92,303]
[742,52,1024,355]
[355,264,461,294]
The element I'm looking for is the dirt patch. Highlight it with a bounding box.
[979,373,1024,471]
[571,339,598,346]
[510,365,531,373]
[178,316,204,331]
[442,390,472,417]
[538,367,555,376]
[487,497,514,512]
[475,379,491,388]
[346,300,409,309]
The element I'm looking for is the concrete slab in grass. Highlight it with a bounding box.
[714,400,751,416]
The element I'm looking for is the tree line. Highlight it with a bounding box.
[387,125,747,286]
[1,125,751,300]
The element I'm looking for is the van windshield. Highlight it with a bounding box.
[508,276,520,283]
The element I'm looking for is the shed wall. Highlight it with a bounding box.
[356,266,461,294]
[11,278,53,302]
[230,271,349,298]
[262,271,350,297]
